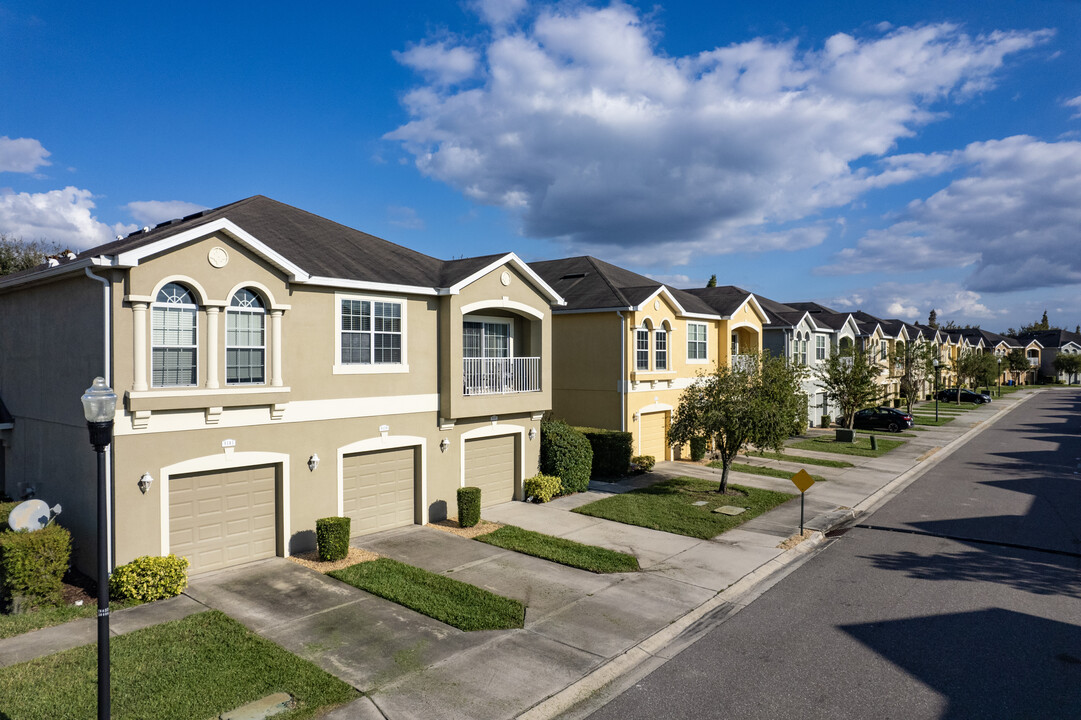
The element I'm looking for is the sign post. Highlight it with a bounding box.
[789,469,816,534]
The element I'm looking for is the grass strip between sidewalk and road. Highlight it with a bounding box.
[744,450,854,468]
[572,476,794,540]
[477,525,639,573]
[854,429,919,437]
[0,610,358,720]
[911,415,955,426]
[714,462,829,483]
[789,436,906,457]
[329,557,524,631]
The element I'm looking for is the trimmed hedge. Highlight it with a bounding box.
[0,524,71,612]
[0,501,19,533]
[540,420,593,495]
[577,427,633,478]
[457,487,481,527]
[316,516,351,561]
[690,437,708,461]
[109,554,189,602]
[631,455,655,472]
[524,474,561,503]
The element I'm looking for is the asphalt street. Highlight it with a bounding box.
[585,390,1081,720]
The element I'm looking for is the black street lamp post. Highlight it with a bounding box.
[933,359,940,422]
[81,377,117,720]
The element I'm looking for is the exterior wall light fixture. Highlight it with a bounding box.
[308,454,320,472]
[528,427,537,441]
[440,438,450,452]
[138,472,154,494]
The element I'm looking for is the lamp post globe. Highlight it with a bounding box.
[81,377,117,450]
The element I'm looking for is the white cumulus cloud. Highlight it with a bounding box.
[818,136,1081,292]
[0,136,51,174]
[387,4,1050,257]
[825,281,998,325]
[387,205,426,230]
[125,200,207,226]
[393,41,480,86]
[0,187,133,250]
[471,0,527,27]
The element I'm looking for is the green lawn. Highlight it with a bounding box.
[853,429,919,438]
[0,611,358,720]
[743,450,854,468]
[572,476,795,540]
[714,462,828,483]
[789,436,905,457]
[911,415,955,426]
[0,600,143,641]
[329,558,524,631]
[477,525,639,573]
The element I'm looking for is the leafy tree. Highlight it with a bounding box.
[890,341,934,413]
[814,347,882,429]
[951,350,984,396]
[1005,348,1030,385]
[668,353,807,494]
[1052,353,1081,384]
[972,352,1000,391]
[0,234,62,276]
[706,274,717,288]
[1005,312,1061,336]
[927,309,938,329]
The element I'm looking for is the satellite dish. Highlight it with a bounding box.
[7,499,62,532]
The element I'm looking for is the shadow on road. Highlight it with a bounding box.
[841,608,1081,719]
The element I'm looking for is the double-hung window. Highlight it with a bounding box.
[339,297,403,367]
[816,335,826,360]
[687,323,707,361]
[801,339,808,365]
[655,329,668,370]
[152,282,197,387]
[226,289,265,384]
[636,329,650,370]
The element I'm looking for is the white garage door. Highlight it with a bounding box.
[465,435,516,507]
[169,464,277,575]
[342,447,417,535]
[639,412,668,459]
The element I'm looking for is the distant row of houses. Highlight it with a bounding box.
[0,195,1076,578]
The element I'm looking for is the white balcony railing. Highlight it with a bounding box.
[1028,357,1040,366]
[732,354,756,372]
[463,357,541,395]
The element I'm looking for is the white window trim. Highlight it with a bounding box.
[687,322,709,364]
[151,284,199,388]
[226,290,267,386]
[636,328,651,371]
[333,292,410,374]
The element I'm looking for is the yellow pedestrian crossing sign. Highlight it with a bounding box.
[790,469,815,494]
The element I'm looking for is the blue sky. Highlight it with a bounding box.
[3,0,1080,332]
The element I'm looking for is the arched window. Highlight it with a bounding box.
[152,282,198,387]
[636,327,650,370]
[227,289,266,384]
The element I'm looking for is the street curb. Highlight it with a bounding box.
[517,390,1039,720]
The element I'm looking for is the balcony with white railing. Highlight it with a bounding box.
[732,354,756,372]
[463,357,542,395]
[1028,357,1040,366]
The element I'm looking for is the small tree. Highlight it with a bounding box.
[706,274,717,288]
[1006,348,1030,385]
[815,347,882,428]
[890,341,934,413]
[0,234,62,276]
[972,353,1000,392]
[1052,353,1081,384]
[951,350,985,401]
[668,353,806,494]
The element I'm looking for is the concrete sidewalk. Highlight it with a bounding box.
[0,389,1036,720]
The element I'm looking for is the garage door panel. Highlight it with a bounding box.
[169,464,278,575]
[343,447,416,535]
[639,412,668,459]
[465,435,516,507]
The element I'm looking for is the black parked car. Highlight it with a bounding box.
[852,406,914,432]
[935,388,992,404]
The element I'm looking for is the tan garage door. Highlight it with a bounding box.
[169,464,277,575]
[639,412,669,459]
[342,447,417,535]
[465,435,516,507]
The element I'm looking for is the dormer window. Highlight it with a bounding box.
[152,282,197,387]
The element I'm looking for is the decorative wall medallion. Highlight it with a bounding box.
[654,300,660,310]
[208,246,229,268]
[500,270,511,286]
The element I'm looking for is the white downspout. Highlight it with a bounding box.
[85,267,113,571]
[617,311,626,432]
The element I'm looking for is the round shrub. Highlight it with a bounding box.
[540,419,593,495]
[316,516,351,562]
[630,455,655,473]
[690,437,707,461]
[457,487,481,527]
[0,523,71,611]
[524,474,561,503]
[109,554,189,603]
